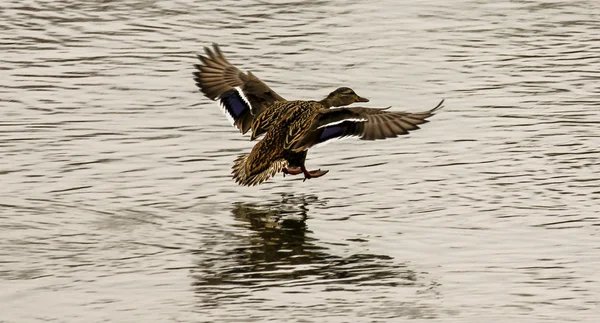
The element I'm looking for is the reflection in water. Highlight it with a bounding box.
[191,195,438,319]
[192,194,424,297]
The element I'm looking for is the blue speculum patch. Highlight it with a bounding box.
[319,121,356,143]
[221,91,249,119]
[320,125,344,142]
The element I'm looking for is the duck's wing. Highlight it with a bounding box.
[288,99,445,151]
[193,44,285,134]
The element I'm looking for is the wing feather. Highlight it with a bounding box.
[194,44,285,135]
[289,99,445,151]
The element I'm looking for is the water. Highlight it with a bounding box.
[1,0,599,322]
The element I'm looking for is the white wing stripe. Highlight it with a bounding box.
[317,118,367,129]
[218,101,236,126]
[312,133,361,149]
[235,86,253,113]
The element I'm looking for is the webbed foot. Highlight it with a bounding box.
[301,166,329,182]
[282,167,303,177]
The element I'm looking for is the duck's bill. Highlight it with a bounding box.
[356,96,369,103]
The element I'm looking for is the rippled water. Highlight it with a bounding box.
[2,0,599,322]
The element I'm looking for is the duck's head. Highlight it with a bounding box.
[320,87,369,108]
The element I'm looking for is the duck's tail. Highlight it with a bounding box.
[231,153,288,186]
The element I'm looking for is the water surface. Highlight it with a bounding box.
[1,0,599,322]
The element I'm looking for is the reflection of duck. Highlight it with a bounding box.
[194,44,445,186]
[192,195,422,290]
[229,195,326,266]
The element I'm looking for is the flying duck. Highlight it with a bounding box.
[193,44,444,186]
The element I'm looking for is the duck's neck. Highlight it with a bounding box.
[318,96,337,108]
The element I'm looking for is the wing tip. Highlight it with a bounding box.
[430,99,445,113]
[212,43,224,56]
[204,45,213,57]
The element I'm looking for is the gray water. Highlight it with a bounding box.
[1,0,599,322]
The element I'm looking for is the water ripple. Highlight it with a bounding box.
[2,0,600,322]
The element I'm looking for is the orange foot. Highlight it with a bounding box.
[301,166,329,182]
[283,167,303,177]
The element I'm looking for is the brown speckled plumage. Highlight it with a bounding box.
[194,44,445,186]
[231,100,320,186]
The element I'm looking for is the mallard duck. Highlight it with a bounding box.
[194,44,444,186]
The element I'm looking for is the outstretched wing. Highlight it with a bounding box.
[193,44,285,134]
[289,99,445,151]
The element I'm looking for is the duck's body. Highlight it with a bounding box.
[194,44,444,186]
[232,101,312,186]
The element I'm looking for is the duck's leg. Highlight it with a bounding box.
[282,167,303,177]
[301,165,329,182]
[283,151,307,177]
[283,150,328,181]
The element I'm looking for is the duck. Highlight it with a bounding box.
[193,44,444,186]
